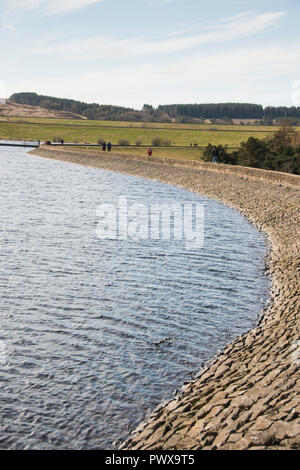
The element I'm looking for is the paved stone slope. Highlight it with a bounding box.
[30,147,300,450]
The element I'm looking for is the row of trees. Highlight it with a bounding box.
[157,103,264,120]
[264,106,300,119]
[203,121,300,174]
[9,92,300,124]
[10,92,138,121]
[10,92,166,122]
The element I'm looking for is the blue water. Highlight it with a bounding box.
[0,148,269,449]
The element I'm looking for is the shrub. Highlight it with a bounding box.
[203,144,238,165]
[152,136,162,146]
[238,137,270,168]
[269,120,297,151]
[162,138,171,146]
[135,137,143,146]
[52,135,63,142]
[97,137,105,144]
[118,139,130,146]
[202,122,300,174]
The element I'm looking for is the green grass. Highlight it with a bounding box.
[0,116,281,131]
[85,145,206,161]
[0,119,274,148]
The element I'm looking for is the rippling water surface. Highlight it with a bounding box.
[0,148,269,449]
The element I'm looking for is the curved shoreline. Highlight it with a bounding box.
[29,147,300,450]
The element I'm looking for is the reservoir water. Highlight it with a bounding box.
[0,148,269,449]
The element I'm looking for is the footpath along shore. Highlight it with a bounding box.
[30,146,300,450]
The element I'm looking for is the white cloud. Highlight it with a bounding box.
[29,11,286,60]
[42,0,103,16]
[9,44,300,108]
[3,0,103,16]
[1,24,17,32]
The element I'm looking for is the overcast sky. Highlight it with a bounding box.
[0,0,299,109]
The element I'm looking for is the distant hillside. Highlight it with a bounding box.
[9,92,300,124]
[0,100,85,119]
[10,92,142,122]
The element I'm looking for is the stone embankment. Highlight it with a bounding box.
[30,146,300,450]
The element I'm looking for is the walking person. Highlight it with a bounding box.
[148,147,152,156]
[211,145,218,163]
[107,142,112,152]
[102,141,106,151]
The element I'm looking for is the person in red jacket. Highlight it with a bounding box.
[148,147,152,156]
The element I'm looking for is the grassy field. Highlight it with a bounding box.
[85,145,205,161]
[0,116,280,131]
[0,117,281,150]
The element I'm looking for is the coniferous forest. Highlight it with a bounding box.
[10,92,300,124]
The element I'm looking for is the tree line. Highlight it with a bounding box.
[203,121,300,174]
[157,103,264,120]
[264,106,300,119]
[9,92,300,123]
[10,92,139,121]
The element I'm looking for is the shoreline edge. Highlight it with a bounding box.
[29,146,300,450]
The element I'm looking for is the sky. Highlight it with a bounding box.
[0,0,300,109]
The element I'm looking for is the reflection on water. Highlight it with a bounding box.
[0,148,269,449]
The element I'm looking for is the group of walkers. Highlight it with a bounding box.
[47,138,221,163]
[102,141,112,152]
[100,141,220,162]
[100,140,153,156]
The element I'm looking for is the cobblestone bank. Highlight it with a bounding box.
[30,147,300,450]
